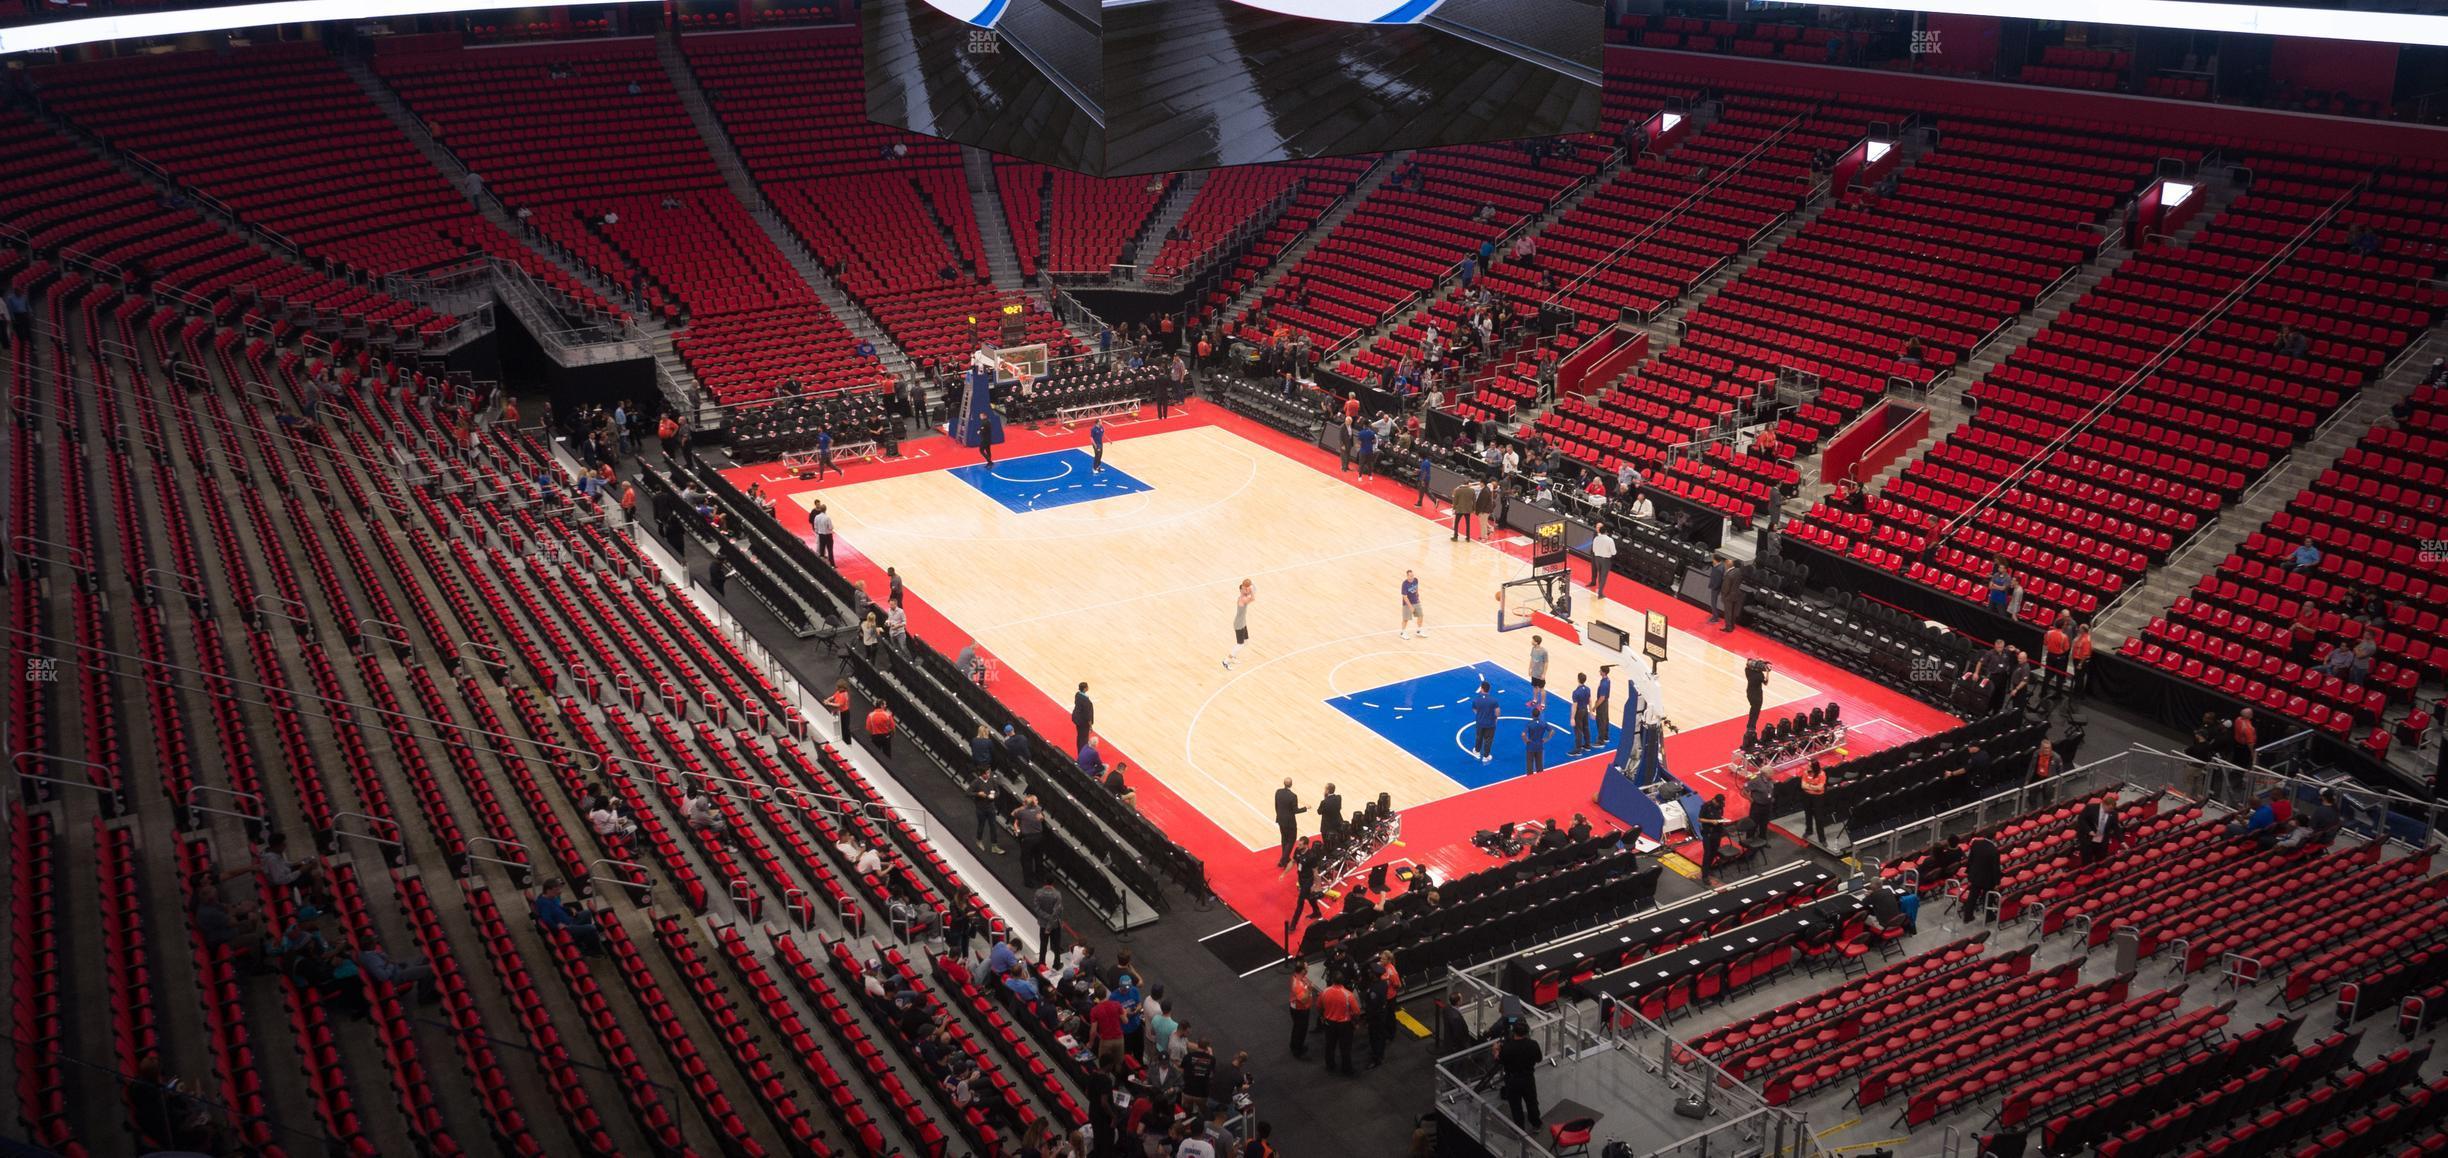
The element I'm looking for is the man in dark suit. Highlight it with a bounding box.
[1072,682,1094,752]
[2075,799,2120,863]
[1274,779,1306,867]
[1960,833,2001,921]
[1318,783,1345,840]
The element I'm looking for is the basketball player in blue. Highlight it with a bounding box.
[1569,672,1593,755]
[816,426,838,478]
[1399,570,1425,638]
[1470,679,1499,762]
[1523,696,1548,776]
[1090,417,1107,471]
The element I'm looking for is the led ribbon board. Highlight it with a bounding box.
[1217,0,1449,24]
[917,0,1012,27]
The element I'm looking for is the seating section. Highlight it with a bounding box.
[1237,142,1601,352]
[2125,382,2448,744]
[1530,87,1911,521]
[1293,838,1655,973]
[1822,712,2049,838]
[1795,150,2444,629]
[30,41,620,325]
[1147,167,1304,282]
[0,269,1126,1154]
[1611,14,1867,64]
[0,105,449,344]
[2023,45,2131,93]
[372,37,873,401]
[683,28,1078,375]
[997,162,1169,278]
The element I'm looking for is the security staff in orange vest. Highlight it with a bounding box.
[1287,960,1317,1059]
[865,703,896,759]
[1318,973,1359,1075]
[1366,950,1403,1068]
[1799,760,1829,843]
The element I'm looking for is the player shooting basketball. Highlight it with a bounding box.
[1222,578,1256,669]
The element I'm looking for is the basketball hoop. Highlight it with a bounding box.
[999,358,1036,394]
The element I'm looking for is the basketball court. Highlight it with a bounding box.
[730,405,1957,944]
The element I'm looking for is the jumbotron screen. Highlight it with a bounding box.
[865,0,1601,175]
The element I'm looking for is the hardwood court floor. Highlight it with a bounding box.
[791,423,1819,850]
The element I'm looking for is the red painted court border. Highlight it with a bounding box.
[726,401,1958,946]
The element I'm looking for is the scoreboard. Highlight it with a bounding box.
[1531,519,1568,572]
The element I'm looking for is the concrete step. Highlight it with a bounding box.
[1125,169,1209,275]
[2094,329,2447,646]
[338,54,641,330]
[1221,151,1405,326]
[964,148,1026,292]
[655,38,914,382]
[1328,149,1640,371]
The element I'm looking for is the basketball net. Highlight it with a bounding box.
[999,358,1036,394]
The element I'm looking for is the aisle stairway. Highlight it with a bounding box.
[657,34,917,384]
[2092,330,2445,648]
[1124,169,1210,276]
[1218,151,1405,325]
[965,147,1026,292]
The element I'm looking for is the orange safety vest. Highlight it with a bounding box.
[866,707,894,737]
[1289,974,1316,1011]
[620,485,637,512]
[2069,631,2094,662]
[1319,985,1356,1023]
[1800,768,1826,796]
[659,417,680,440]
[1382,964,1403,1001]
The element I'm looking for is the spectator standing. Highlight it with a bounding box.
[809,501,836,565]
[1033,882,1064,964]
[1496,1022,1543,1127]
[1702,556,1730,624]
[1012,794,1049,886]
[1961,834,2000,921]
[1450,479,1479,541]
[1744,765,1776,839]
[1588,526,1617,599]
[1718,559,1749,631]
[970,774,1006,853]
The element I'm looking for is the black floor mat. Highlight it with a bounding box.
[1201,921,1286,974]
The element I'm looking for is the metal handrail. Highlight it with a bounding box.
[329,812,407,864]
[588,858,656,896]
[13,752,126,812]
[1543,110,1809,316]
[462,835,534,884]
[1929,175,2372,549]
[9,533,93,575]
[140,566,207,605]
